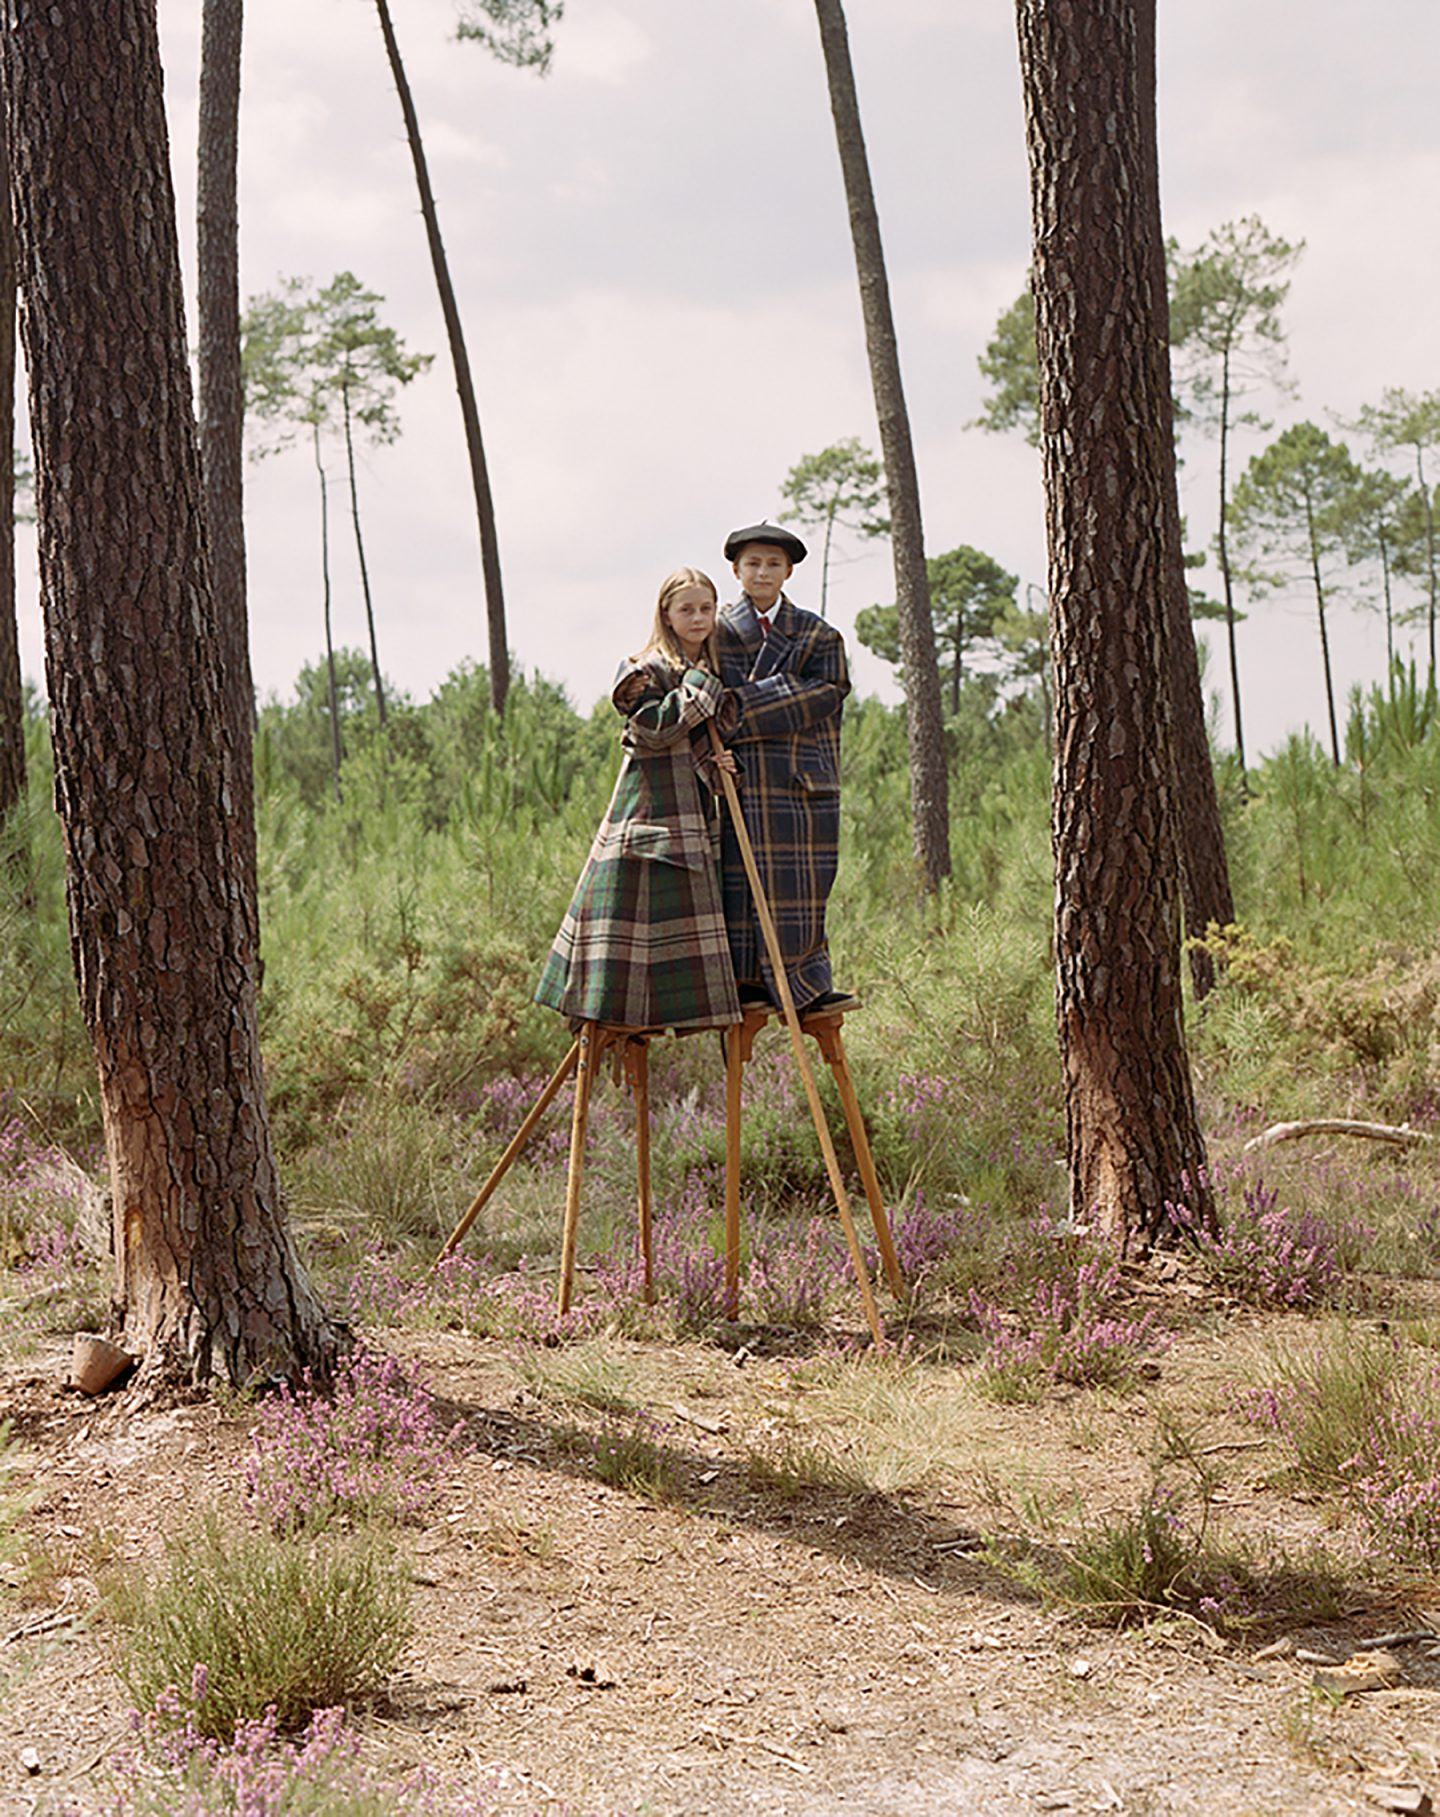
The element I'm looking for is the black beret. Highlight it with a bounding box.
[723,521,807,564]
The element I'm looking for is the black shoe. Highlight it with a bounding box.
[800,990,860,1019]
[737,982,773,1006]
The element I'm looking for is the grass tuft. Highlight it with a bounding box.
[515,1339,643,1415]
[586,1417,683,1503]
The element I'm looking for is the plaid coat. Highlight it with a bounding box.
[716,595,850,1009]
[534,659,741,1032]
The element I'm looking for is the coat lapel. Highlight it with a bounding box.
[747,592,793,682]
[725,595,765,665]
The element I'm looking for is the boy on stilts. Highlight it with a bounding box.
[715,522,855,1018]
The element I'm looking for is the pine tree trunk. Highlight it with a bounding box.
[1416,447,1437,689]
[1316,585,1338,764]
[342,378,387,727]
[374,0,509,716]
[197,0,255,905]
[0,85,24,836]
[1134,0,1233,995]
[1015,0,1213,1248]
[812,0,950,890]
[1216,354,1247,777]
[313,422,343,800]
[1379,521,1394,673]
[2,0,340,1387]
[1307,498,1340,765]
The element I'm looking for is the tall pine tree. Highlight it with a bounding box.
[1015,0,1212,1246]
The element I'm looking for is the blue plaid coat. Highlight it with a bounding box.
[716,595,850,1008]
[534,659,741,1032]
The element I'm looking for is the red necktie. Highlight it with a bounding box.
[756,614,770,639]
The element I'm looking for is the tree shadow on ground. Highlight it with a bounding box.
[422,1375,1412,1651]
[426,1385,1040,1616]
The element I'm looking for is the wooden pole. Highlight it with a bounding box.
[630,1039,655,1304]
[436,1041,580,1265]
[724,1022,744,1319]
[816,1021,905,1298]
[709,729,885,1345]
[558,1024,603,1313]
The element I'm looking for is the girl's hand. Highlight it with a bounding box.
[713,749,738,775]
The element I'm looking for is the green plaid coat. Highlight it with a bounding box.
[716,595,850,1009]
[534,659,741,1032]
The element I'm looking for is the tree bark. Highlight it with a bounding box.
[374,0,510,716]
[197,0,255,904]
[0,80,24,836]
[1134,0,1233,995]
[2,0,339,1386]
[1015,0,1213,1248]
[812,0,950,890]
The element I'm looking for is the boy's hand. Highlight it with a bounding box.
[713,749,738,775]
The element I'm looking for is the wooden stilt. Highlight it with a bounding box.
[813,1019,905,1298]
[435,1040,580,1265]
[630,1039,655,1304]
[445,1007,898,1334]
[558,1023,604,1313]
[708,729,885,1346]
[724,1022,744,1319]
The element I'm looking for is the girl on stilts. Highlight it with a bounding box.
[534,569,741,1034]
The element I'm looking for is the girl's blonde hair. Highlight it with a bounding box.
[634,567,720,672]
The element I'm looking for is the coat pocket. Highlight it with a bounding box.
[791,768,840,797]
[620,821,708,869]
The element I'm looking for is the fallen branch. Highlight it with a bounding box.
[667,1402,725,1437]
[1243,1119,1434,1155]
[1,1607,76,1647]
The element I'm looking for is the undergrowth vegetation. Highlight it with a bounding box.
[7,657,1440,1792]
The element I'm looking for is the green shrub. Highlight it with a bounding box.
[1244,1324,1440,1567]
[1241,1325,1406,1494]
[107,1513,411,1737]
[990,1485,1349,1634]
[283,1099,461,1243]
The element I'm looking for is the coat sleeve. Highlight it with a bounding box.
[728,623,851,741]
[620,665,725,751]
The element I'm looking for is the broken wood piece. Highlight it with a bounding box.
[70,1333,135,1396]
[1254,1636,1296,1660]
[1313,1650,1405,1695]
[1365,1785,1433,1817]
[1243,1118,1433,1154]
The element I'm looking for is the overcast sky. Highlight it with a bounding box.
[14,0,1440,757]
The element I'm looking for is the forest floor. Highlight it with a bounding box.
[4,1268,1440,1817]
